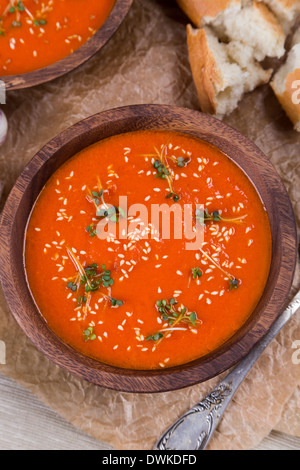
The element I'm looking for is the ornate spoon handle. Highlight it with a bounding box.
[154,290,300,450]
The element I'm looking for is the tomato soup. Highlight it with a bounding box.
[24,131,272,370]
[0,0,115,76]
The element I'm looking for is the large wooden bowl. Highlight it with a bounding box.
[0,0,133,91]
[0,105,297,393]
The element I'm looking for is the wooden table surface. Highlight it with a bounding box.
[0,372,299,450]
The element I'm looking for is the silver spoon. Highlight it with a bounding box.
[154,289,300,450]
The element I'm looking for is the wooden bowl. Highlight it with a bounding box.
[0,105,297,393]
[0,0,133,91]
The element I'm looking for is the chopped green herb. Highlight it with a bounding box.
[86,177,125,236]
[109,297,124,307]
[176,156,190,168]
[195,208,247,225]
[147,298,201,347]
[192,267,202,279]
[83,326,96,342]
[229,278,240,291]
[153,159,170,179]
[66,247,124,311]
[17,1,25,12]
[146,332,163,342]
[199,248,241,292]
[78,296,87,306]
[67,281,77,292]
[150,145,191,202]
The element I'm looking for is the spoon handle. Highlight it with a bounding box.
[154,290,300,451]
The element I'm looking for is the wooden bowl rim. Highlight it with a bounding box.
[0,0,133,91]
[0,104,297,393]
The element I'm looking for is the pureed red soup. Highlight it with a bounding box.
[24,130,272,370]
[0,0,115,76]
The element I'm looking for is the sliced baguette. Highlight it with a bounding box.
[271,29,300,131]
[187,25,273,117]
[178,1,286,60]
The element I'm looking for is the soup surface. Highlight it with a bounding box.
[0,0,115,76]
[24,130,272,370]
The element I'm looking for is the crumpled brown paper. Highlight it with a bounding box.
[0,0,299,450]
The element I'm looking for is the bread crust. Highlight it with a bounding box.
[271,68,300,129]
[253,1,285,38]
[267,0,300,9]
[177,0,240,26]
[186,25,219,114]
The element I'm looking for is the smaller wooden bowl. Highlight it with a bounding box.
[0,105,297,393]
[0,0,133,91]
